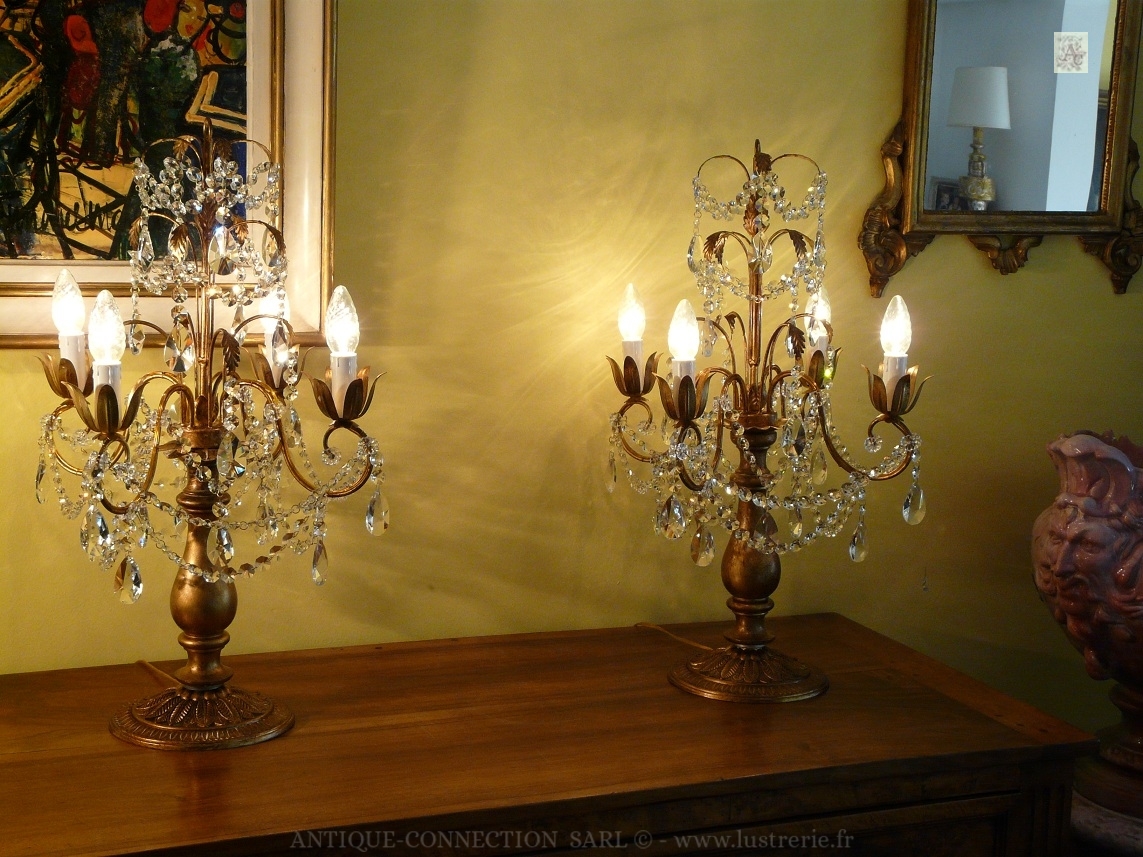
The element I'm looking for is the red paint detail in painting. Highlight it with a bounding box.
[64,15,97,54]
[144,0,180,34]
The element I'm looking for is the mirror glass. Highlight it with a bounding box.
[924,0,1118,213]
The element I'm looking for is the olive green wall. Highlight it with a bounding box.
[1,0,1139,733]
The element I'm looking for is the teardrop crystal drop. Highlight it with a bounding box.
[754,510,778,541]
[136,225,154,270]
[903,483,926,525]
[788,507,803,539]
[126,323,145,356]
[663,496,686,540]
[80,506,93,553]
[848,521,868,562]
[654,498,670,536]
[660,414,674,445]
[810,444,827,485]
[270,320,291,367]
[216,433,241,480]
[365,491,390,535]
[118,557,143,604]
[231,304,247,345]
[311,540,328,585]
[217,526,235,562]
[690,526,716,567]
[606,454,617,494]
[163,315,196,374]
[35,459,45,504]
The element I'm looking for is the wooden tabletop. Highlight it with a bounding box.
[0,614,1092,856]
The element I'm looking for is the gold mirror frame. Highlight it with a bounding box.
[861,0,1143,295]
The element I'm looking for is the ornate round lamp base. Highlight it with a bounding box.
[669,644,828,703]
[110,685,294,750]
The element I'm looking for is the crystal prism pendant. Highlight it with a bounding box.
[231,304,248,345]
[35,459,45,504]
[217,526,235,562]
[135,225,154,270]
[848,520,868,562]
[661,496,686,540]
[117,556,143,604]
[164,315,196,374]
[311,540,328,585]
[903,483,926,525]
[270,321,291,368]
[606,454,617,494]
[365,491,389,535]
[754,510,778,541]
[810,444,828,485]
[690,526,716,567]
[216,433,244,480]
[788,507,803,539]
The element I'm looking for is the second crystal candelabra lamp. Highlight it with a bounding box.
[37,123,386,749]
[607,142,927,702]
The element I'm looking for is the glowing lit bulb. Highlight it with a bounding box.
[325,285,361,416]
[668,299,699,386]
[668,299,699,362]
[88,290,125,397]
[325,285,360,355]
[51,269,85,335]
[52,269,88,383]
[617,283,646,342]
[879,295,911,356]
[259,290,290,336]
[879,295,912,399]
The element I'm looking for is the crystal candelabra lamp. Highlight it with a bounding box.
[36,123,387,749]
[606,142,928,702]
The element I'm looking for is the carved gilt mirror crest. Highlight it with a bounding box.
[861,0,1143,294]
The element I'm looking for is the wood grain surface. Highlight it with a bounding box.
[0,614,1093,856]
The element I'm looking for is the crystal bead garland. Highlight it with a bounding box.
[36,122,387,604]
[606,142,926,572]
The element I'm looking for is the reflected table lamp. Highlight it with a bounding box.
[948,65,1010,211]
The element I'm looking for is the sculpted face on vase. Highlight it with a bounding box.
[1032,432,1143,687]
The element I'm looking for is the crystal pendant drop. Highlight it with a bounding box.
[136,226,154,270]
[606,453,617,494]
[903,483,926,525]
[164,315,196,374]
[216,433,243,480]
[848,520,868,562]
[217,526,235,562]
[126,323,145,356]
[270,320,291,367]
[365,491,389,535]
[754,510,778,541]
[311,540,328,585]
[788,507,803,538]
[664,496,687,540]
[117,557,143,604]
[810,444,827,485]
[690,525,716,567]
[35,459,45,504]
[79,506,93,553]
[660,414,673,445]
[231,304,247,345]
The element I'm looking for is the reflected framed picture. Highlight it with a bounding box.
[928,176,967,212]
[0,0,334,347]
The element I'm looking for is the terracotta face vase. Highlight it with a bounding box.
[1032,431,1143,816]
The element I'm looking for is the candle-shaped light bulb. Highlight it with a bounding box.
[325,285,360,416]
[260,290,291,384]
[325,285,360,355]
[52,269,88,383]
[668,299,699,384]
[88,290,125,397]
[617,283,646,342]
[879,295,912,399]
[617,283,646,385]
[52,269,85,334]
[880,295,911,356]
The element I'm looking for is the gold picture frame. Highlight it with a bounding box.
[0,0,335,347]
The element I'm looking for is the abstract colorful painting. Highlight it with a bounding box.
[0,0,247,261]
